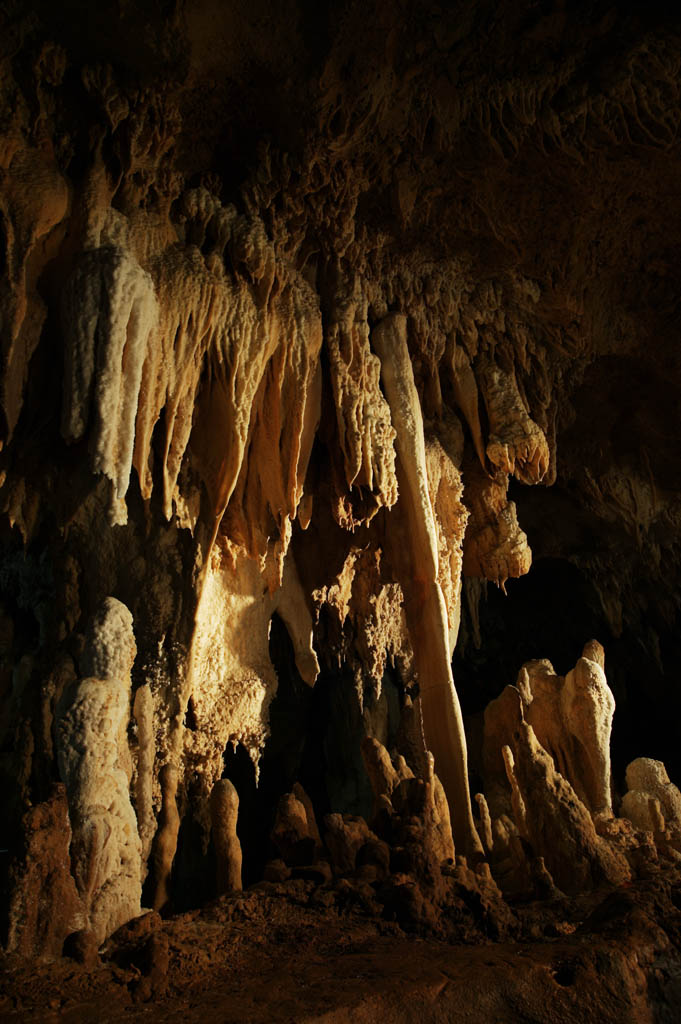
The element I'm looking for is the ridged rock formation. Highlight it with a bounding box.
[1,2,681,1019]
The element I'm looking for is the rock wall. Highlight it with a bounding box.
[1,0,681,952]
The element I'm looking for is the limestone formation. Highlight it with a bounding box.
[500,692,631,895]
[1,3,681,991]
[461,459,532,589]
[272,792,318,867]
[56,598,142,943]
[372,312,481,858]
[6,785,85,957]
[210,779,242,894]
[621,757,681,834]
[324,814,375,876]
[484,642,616,818]
[361,736,401,811]
[478,354,550,486]
[150,765,181,914]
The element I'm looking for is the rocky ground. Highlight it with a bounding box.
[2,869,681,1023]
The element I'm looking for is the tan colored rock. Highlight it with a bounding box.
[501,690,631,894]
[150,764,181,913]
[462,459,532,589]
[623,757,681,826]
[184,544,310,828]
[326,279,398,526]
[483,684,526,818]
[372,311,482,858]
[324,813,374,875]
[425,753,457,865]
[361,736,400,811]
[272,792,316,866]
[619,790,664,835]
[292,782,322,849]
[559,644,615,815]
[449,346,486,468]
[594,814,662,876]
[424,424,468,657]
[475,793,494,855]
[478,354,549,485]
[210,779,242,894]
[6,785,85,957]
[61,247,159,525]
[485,642,616,818]
[56,598,143,943]
[133,683,156,867]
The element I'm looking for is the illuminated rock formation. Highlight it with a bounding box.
[55,598,142,943]
[483,643,616,821]
[0,13,680,1012]
[210,779,242,894]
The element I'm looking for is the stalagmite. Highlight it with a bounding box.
[361,736,401,811]
[272,792,318,866]
[150,765,181,913]
[6,786,85,957]
[621,757,681,831]
[484,643,616,818]
[210,779,242,894]
[475,792,494,855]
[499,689,630,894]
[371,311,482,857]
[560,643,615,816]
[56,598,142,943]
[424,751,456,864]
[133,683,156,866]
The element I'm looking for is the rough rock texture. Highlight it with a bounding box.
[210,779,242,895]
[483,641,616,819]
[5,784,84,957]
[55,598,142,943]
[2,1,681,1017]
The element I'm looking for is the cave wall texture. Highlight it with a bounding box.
[2,0,681,962]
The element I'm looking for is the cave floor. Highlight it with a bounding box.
[2,873,681,1023]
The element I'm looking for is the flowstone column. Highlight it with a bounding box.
[56,597,143,944]
[372,313,482,858]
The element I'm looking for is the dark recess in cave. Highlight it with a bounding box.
[219,613,319,885]
[217,612,405,888]
[455,556,681,794]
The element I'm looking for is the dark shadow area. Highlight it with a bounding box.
[455,557,681,793]
[455,558,611,714]
[219,610,405,885]
[221,742,261,887]
[171,801,216,913]
[298,663,373,822]
[219,612,318,884]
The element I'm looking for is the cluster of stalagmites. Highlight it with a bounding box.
[7,614,681,958]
